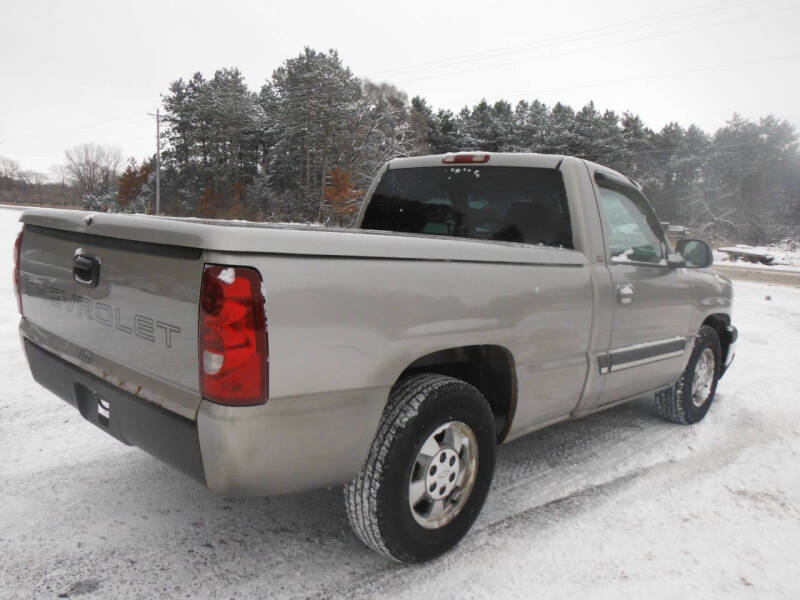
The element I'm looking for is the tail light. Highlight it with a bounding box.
[13,231,23,315]
[199,264,268,405]
[442,153,490,164]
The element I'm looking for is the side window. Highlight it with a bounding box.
[598,184,666,265]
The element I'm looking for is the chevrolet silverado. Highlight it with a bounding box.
[15,152,737,562]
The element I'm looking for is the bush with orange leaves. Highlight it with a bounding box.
[323,168,362,223]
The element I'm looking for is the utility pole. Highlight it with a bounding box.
[148,109,161,214]
[155,109,161,215]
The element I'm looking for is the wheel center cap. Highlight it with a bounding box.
[425,448,460,500]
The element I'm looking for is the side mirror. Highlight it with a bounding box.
[675,238,714,269]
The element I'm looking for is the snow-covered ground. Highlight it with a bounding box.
[1,206,800,599]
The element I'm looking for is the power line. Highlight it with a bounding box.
[497,51,800,99]
[165,2,791,110]
[163,2,756,103]
[14,111,151,141]
[367,0,754,79]
[389,3,799,86]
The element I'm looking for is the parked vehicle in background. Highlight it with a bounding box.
[15,152,737,562]
[718,245,776,265]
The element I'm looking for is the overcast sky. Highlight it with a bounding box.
[2,0,799,174]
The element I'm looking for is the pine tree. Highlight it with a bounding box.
[429,109,462,153]
[409,96,434,155]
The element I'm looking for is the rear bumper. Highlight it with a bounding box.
[721,324,738,377]
[197,386,388,496]
[24,337,388,496]
[24,339,205,483]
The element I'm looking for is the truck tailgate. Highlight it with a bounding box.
[19,223,204,419]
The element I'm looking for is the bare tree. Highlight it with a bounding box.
[64,143,122,195]
[49,164,69,187]
[17,170,48,204]
[18,170,47,186]
[0,156,21,180]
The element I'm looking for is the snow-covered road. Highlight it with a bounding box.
[1,207,799,599]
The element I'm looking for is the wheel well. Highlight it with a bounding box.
[397,345,517,442]
[702,314,731,364]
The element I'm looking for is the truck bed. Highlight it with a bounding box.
[20,208,582,265]
[18,207,591,494]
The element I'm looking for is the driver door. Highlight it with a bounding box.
[594,173,693,406]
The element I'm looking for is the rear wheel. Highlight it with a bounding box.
[344,374,496,563]
[655,325,721,424]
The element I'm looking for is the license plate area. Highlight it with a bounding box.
[74,383,131,445]
[97,396,110,426]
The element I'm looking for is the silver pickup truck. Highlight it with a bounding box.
[15,152,737,562]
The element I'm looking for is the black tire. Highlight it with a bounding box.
[655,325,722,424]
[344,373,496,563]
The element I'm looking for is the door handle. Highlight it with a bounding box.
[616,283,634,305]
[73,253,101,287]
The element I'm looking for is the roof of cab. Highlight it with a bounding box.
[388,152,631,183]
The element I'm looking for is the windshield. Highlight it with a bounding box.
[361,166,573,248]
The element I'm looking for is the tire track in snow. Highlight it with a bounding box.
[308,404,778,600]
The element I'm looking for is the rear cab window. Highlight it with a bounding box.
[360,166,573,249]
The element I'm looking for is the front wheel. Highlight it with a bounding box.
[344,374,496,563]
[655,325,722,424]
